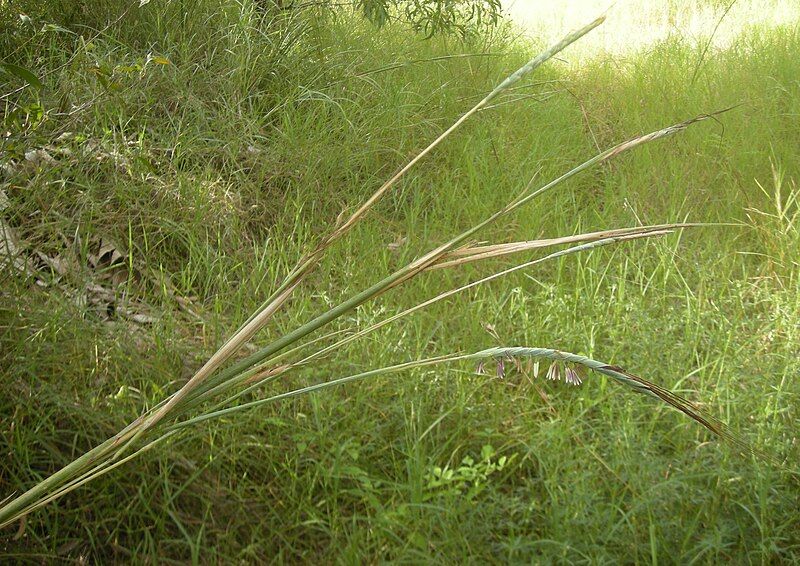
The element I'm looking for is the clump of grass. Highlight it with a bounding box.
[0,12,778,535]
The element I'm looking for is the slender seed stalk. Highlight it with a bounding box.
[0,112,716,527]
[203,227,692,409]
[164,345,752,468]
[0,12,757,531]
[182,116,718,400]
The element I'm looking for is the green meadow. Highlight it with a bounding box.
[1,1,798,562]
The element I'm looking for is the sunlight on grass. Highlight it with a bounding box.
[504,0,800,56]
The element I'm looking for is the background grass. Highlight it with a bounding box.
[1,0,798,562]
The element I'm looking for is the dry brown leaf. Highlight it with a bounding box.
[35,251,75,277]
[23,148,56,167]
[387,236,407,251]
[0,190,28,275]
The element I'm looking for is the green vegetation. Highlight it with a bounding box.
[1,0,798,562]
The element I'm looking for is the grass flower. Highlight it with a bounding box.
[546,362,561,381]
[565,366,583,386]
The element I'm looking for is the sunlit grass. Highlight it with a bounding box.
[504,0,800,56]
